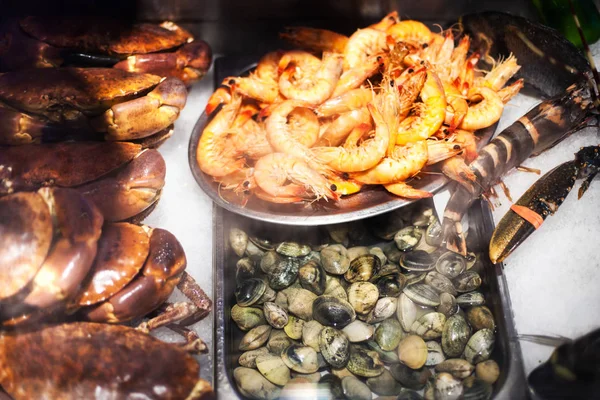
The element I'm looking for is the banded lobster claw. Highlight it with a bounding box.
[489,145,600,263]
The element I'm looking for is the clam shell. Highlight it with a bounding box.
[456,292,485,307]
[434,372,463,400]
[321,244,351,275]
[342,320,375,343]
[324,275,348,301]
[394,226,423,251]
[267,257,300,290]
[397,389,426,400]
[236,257,259,283]
[235,278,267,307]
[369,247,387,265]
[312,295,356,328]
[239,347,270,369]
[319,374,344,399]
[260,250,281,274]
[435,358,475,379]
[276,242,311,257]
[256,353,291,386]
[234,367,280,400]
[281,344,319,374]
[375,317,405,351]
[365,340,400,364]
[435,252,466,279]
[302,320,324,351]
[342,376,373,400]
[412,206,434,227]
[345,254,380,283]
[411,312,446,340]
[397,335,427,369]
[403,284,440,307]
[263,302,288,329]
[389,363,431,390]
[346,345,385,378]
[462,376,493,400]
[366,369,403,396]
[282,288,317,320]
[405,272,427,285]
[400,250,435,272]
[466,306,496,332]
[383,241,403,263]
[319,327,350,369]
[231,304,266,331]
[229,228,248,257]
[425,217,443,247]
[239,325,272,351]
[425,341,445,366]
[475,360,500,384]
[347,282,379,315]
[298,259,327,295]
[397,293,418,332]
[284,315,305,340]
[347,246,370,262]
[464,329,495,364]
[364,296,397,324]
[267,329,293,354]
[373,273,407,298]
[442,314,471,358]
[425,271,457,296]
[453,271,482,293]
[437,293,459,317]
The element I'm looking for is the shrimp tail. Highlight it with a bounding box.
[384,181,433,199]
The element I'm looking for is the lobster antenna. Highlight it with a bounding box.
[568,0,600,109]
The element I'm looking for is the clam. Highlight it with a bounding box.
[389,363,431,390]
[456,292,485,307]
[375,317,405,351]
[364,296,397,324]
[437,293,459,317]
[230,228,248,257]
[235,278,267,307]
[434,372,463,400]
[425,271,457,295]
[397,293,418,332]
[345,254,380,283]
[475,360,500,384]
[342,320,375,343]
[281,344,319,374]
[405,271,427,285]
[425,217,443,247]
[319,327,350,369]
[319,374,344,399]
[435,359,475,379]
[397,335,428,369]
[324,275,348,300]
[403,284,440,307]
[435,252,467,279]
[263,302,288,329]
[236,257,259,283]
[246,241,266,259]
[284,315,305,340]
[276,242,311,257]
[326,223,350,245]
[258,285,277,304]
[371,208,408,240]
[255,352,291,386]
[423,381,435,400]
[239,347,270,369]
[267,257,300,290]
[260,250,281,274]
[342,376,373,400]
[234,367,280,400]
[312,295,356,328]
[442,314,471,358]
[394,226,423,251]
[365,340,400,364]
[369,247,387,265]
[347,282,379,315]
[302,320,324,351]
[464,329,495,364]
[267,329,294,354]
[373,273,407,298]
[397,389,426,400]
[282,287,317,320]
[412,206,435,227]
[280,378,317,398]
[462,376,493,400]
[425,341,445,366]
[466,306,496,332]
[465,252,479,270]
[298,259,326,295]
[382,241,403,263]
[453,271,482,293]
[274,291,289,311]
[321,244,351,275]
[231,304,266,331]
[240,325,272,351]
[366,369,403,396]
[249,236,276,251]
[347,246,370,262]
[346,345,385,377]
[411,312,446,340]
[400,250,435,272]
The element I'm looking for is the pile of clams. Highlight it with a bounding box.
[229,204,501,400]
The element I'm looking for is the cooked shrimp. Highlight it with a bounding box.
[288,107,320,147]
[459,87,504,131]
[256,51,284,83]
[456,53,479,95]
[315,107,371,147]
[421,30,454,67]
[447,35,470,83]
[343,28,389,70]
[426,140,464,165]
[396,67,428,118]
[343,122,372,149]
[352,140,429,185]
[332,55,385,97]
[498,78,524,103]
[317,88,373,117]
[230,119,272,159]
[279,27,349,53]
[387,20,433,47]
[441,156,477,187]
[384,181,433,199]
[216,167,257,192]
[197,94,245,177]
[447,129,478,162]
[205,77,234,115]
[396,71,447,144]
[278,50,321,76]
[232,74,279,104]
[254,187,303,204]
[311,103,389,172]
[279,52,344,105]
[254,153,337,201]
[443,83,468,132]
[474,54,520,91]
[370,11,400,31]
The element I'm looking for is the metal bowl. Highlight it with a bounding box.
[188,56,497,226]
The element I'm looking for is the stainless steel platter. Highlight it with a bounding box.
[188,55,497,226]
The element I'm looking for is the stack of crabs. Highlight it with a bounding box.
[0,17,214,399]
[197,12,523,204]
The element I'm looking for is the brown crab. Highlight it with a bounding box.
[0,322,214,399]
[0,67,187,146]
[0,187,212,336]
[0,16,212,85]
[0,141,165,221]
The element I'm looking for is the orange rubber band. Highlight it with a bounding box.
[511,204,544,229]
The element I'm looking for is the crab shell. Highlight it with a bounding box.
[0,142,166,222]
[0,68,187,145]
[0,322,211,399]
[0,17,212,85]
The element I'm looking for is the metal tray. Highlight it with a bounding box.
[188,55,496,226]
[213,198,526,399]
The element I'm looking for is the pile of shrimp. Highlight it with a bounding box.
[196,11,523,205]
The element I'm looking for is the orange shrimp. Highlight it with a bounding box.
[459,87,504,131]
[384,181,433,199]
[369,11,400,31]
[332,54,385,97]
[387,20,433,47]
[315,107,371,147]
[317,88,373,117]
[343,28,389,70]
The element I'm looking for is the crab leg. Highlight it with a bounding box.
[93,77,187,141]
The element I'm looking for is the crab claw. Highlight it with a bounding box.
[93,77,187,141]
